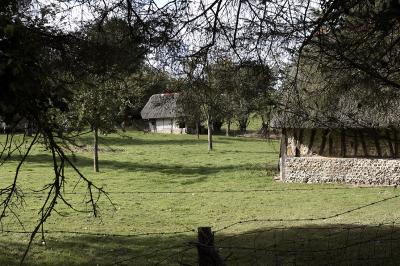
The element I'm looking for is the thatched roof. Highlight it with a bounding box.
[272,87,400,129]
[141,93,181,120]
[272,108,400,129]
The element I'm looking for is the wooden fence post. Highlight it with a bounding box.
[197,227,225,266]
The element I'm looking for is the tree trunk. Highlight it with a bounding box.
[239,117,248,134]
[260,116,269,138]
[93,126,99,172]
[207,116,213,151]
[196,121,200,139]
[239,124,246,134]
[25,122,33,137]
[226,120,231,136]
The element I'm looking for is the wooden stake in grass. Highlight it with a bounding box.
[197,227,225,266]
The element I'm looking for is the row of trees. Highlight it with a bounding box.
[67,56,277,157]
[177,58,276,151]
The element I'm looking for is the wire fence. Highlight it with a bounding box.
[212,221,400,265]
[2,188,400,265]
[3,222,400,265]
[19,184,399,198]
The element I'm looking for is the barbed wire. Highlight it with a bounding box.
[2,184,400,265]
[217,231,400,254]
[214,192,400,232]
[0,228,196,238]
[3,192,400,237]
[22,185,398,196]
[215,223,400,265]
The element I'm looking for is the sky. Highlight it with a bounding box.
[28,0,320,74]
[32,0,174,31]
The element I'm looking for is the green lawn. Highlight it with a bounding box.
[1,131,400,265]
[220,113,264,133]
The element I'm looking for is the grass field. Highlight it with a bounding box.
[1,131,400,265]
[220,113,264,134]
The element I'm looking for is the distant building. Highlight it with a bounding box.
[141,93,186,134]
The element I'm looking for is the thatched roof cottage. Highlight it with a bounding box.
[141,93,186,134]
[274,89,400,186]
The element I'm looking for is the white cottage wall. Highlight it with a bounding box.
[149,119,185,134]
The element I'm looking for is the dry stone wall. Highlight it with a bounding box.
[283,157,400,185]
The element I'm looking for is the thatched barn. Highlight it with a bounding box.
[274,94,400,186]
[141,93,186,134]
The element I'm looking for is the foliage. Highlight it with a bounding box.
[280,0,400,127]
[311,0,400,93]
[178,58,232,148]
[0,2,72,128]
[69,17,147,126]
[228,61,276,133]
[67,77,127,132]
[124,66,172,119]
[64,17,149,172]
[182,58,229,121]
[0,1,159,260]
[78,18,147,76]
[178,58,275,136]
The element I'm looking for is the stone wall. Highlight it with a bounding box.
[283,157,400,185]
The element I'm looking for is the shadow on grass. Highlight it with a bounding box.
[2,223,400,265]
[219,150,278,154]
[18,154,277,180]
[75,133,276,148]
[77,135,231,147]
[216,135,277,143]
